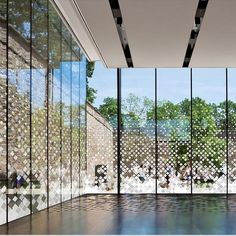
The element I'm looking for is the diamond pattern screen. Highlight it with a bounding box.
[192,69,227,193]
[0,0,87,225]
[86,62,117,193]
[86,67,236,194]
[157,69,191,193]
[120,69,155,193]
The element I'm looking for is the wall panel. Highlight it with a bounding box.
[228,69,236,193]
[61,26,72,201]
[31,0,48,212]
[0,0,7,225]
[192,69,227,193]
[48,4,62,206]
[86,61,117,193]
[79,55,87,195]
[71,42,80,197]
[8,0,31,221]
[120,69,155,193]
[157,69,191,193]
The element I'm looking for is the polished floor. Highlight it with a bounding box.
[1,194,236,234]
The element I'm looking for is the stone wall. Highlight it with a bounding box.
[0,20,46,178]
[86,102,116,190]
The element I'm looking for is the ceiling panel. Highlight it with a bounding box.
[52,0,100,61]
[76,0,127,68]
[190,0,236,67]
[119,0,198,67]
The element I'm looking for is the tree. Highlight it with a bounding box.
[173,98,225,171]
[122,93,154,129]
[148,98,226,172]
[99,97,117,120]
[86,61,97,104]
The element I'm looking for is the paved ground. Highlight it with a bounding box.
[1,194,236,234]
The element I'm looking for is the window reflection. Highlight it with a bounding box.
[0,0,7,226]
[0,0,87,225]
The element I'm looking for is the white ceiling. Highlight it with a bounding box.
[52,0,236,68]
[119,0,198,67]
[190,0,236,67]
[51,0,100,61]
[76,0,127,68]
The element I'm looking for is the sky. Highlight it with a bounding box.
[89,62,236,108]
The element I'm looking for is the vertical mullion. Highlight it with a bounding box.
[29,0,33,214]
[46,0,49,208]
[59,21,62,204]
[190,68,193,195]
[155,68,158,194]
[85,61,88,176]
[70,39,73,200]
[117,68,121,194]
[226,68,229,196]
[6,0,9,225]
[78,55,81,195]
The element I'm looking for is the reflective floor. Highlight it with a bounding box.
[1,194,236,234]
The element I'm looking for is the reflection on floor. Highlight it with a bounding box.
[1,194,236,234]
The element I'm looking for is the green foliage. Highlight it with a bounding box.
[99,97,117,120]
[122,93,154,128]
[86,61,95,78]
[98,93,228,171]
[86,61,97,104]
[87,86,97,104]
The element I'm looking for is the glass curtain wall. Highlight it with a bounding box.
[0,0,87,226]
[8,0,31,221]
[48,3,62,206]
[79,55,87,195]
[157,69,191,193]
[61,25,72,201]
[228,69,236,193]
[192,69,226,193]
[85,61,117,193]
[120,69,155,193]
[0,0,7,225]
[71,41,81,198]
[86,65,235,194]
[31,0,48,212]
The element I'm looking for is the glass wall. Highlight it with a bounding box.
[79,55,87,194]
[48,3,62,207]
[227,69,236,193]
[71,42,81,198]
[121,69,155,193]
[0,0,87,225]
[157,69,191,193]
[8,0,31,221]
[85,61,117,193]
[192,69,226,193]
[32,0,48,212]
[0,0,7,225]
[87,66,236,194]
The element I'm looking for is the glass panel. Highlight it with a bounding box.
[61,25,72,201]
[71,42,80,198]
[86,61,117,193]
[79,55,87,195]
[8,0,31,221]
[157,69,191,193]
[228,68,236,193]
[31,0,48,212]
[0,0,7,225]
[0,0,87,225]
[48,4,61,206]
[121,69,155,193]
[192,69,226,193]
